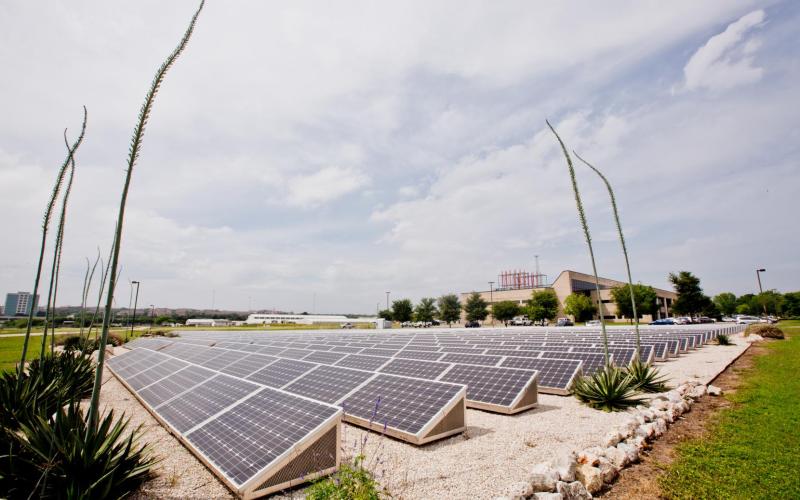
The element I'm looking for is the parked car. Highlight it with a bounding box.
[510,315,532,326]
[673,317,692,325]
[721,316,736,322]
[650,318,675,325]
[465,320,480,328]
[341,322,354,329]
[585,319,601,326]
[735,315,761,324]
[556,318,574,327]
[695,316,715,324]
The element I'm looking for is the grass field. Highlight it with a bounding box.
[660,320,800,499]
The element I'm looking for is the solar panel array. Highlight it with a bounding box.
[107,348,342,498]
[113,323,741,498]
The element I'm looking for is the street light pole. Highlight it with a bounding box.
[129,281,140,341]
[149,304,155,332]
[756,268,767,316]
[386,291,390,310]
[488,281,494,326]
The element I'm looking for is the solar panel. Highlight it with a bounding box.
[334,354,390,371]
[278,348,314,360]
[199,350,247,371]
[341,374,466,444]
[126,358,189,391]
[394,350,445,361]
[438,364,538,413]
[246,358,316,388]
[438,353,501,367]
[283,365,374,404]
[379,358,451,380]
[359,348,400,357]
[499,357,582,394]
[157,374,260,433]
[329,346,364,354]
[185,388,340,489]
[218,354,277,379]
[302,351,348,365]
[138,365,217,408]
[538,351,607,375]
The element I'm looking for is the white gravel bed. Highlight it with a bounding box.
[103,334,749,499]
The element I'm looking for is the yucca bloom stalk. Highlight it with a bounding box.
[78,252,101,341]
[573,151,641,358]
[17,108,86,385]
[86,0,205,433]
[40,134,78,359]
[545,120,610,364]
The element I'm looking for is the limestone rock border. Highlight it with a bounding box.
[495,380,719,500]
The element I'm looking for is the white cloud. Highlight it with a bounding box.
[285,166,369,208]
[683,9,766,91]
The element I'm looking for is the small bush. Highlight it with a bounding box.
[572,364,644,412]
[306,455,383,500]
[744,324,785,339]
[717,333,732,345]
[107,332,124,347]
[2,403,158,499]
[626,359,669,393]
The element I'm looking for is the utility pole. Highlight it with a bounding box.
[149,304,155,332]
[488,281,495,326]
[386,291,390,310]
[756,268,767,316]
[129,281,140,341]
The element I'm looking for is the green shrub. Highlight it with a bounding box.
[2,403,158,499]
[625,359,669,393]
[716,333,732,345]
[744,324,785,339]
[306,455,383,500]
[572,364,643,411]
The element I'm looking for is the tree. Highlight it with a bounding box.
[377,308,393,321]
[736,293,757,315]
[391,299,413,323]
[463,292,489,323]
[414,298,438,322]
[713,292,738,316]
[755,291,784,316]
[668,271,710,317]
[610,284,657,321]
[437,294,461,326]
[527,289,559,325]
[563,293,596,323]
[782,291,800,318]
[492,301,520,326]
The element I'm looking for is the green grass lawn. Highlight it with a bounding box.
[660,320,800,499]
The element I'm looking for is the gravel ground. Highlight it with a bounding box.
[105,334,750,499]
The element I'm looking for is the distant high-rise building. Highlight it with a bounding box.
[4,292,40,316]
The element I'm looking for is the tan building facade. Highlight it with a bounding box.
[459,270,677,323]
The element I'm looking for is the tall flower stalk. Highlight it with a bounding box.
[17,107,86,384]
[79,252,101,342]
[573,151,641,358]
[40,133,78,359]
[545,120,609,364]
[86,0,205,432]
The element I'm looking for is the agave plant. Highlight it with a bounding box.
[87,0,205,431]
[571,364,643,412]
[4,403,158,499]
[625,359,669,393]
[573,152,643,358]
[717,333,732,345]
[546,120,610,364]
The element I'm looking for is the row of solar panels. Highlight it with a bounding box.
[127,337,582,395]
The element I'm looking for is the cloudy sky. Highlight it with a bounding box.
[1,1,798,314]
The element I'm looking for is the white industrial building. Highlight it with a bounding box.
[245,313,388,328]
[185,318,233,327]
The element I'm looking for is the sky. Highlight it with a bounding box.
[1,1,798,314]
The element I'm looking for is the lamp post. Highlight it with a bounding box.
[386,291,390,310]
[488,281,494,326]
[756,268,767,316]
[129,281,140,341]
[149,304,155,332]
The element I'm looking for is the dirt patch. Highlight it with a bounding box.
[598,341,771,499]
